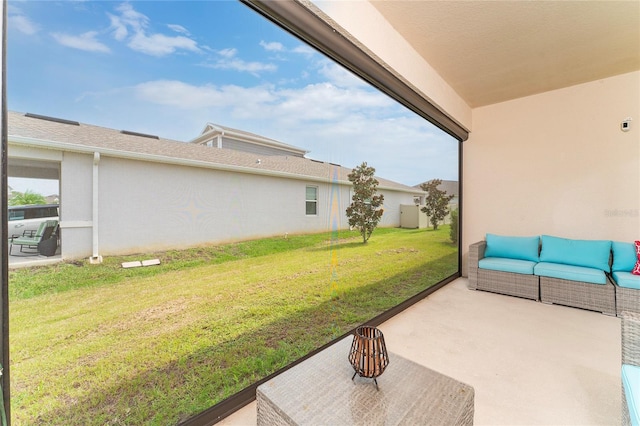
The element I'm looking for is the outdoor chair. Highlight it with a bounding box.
[622,311,640,426]
[10,220,58,255]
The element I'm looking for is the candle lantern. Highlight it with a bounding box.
[348,326,390,390]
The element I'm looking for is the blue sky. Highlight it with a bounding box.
[7,1,458,195]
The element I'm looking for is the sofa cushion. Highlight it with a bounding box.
[614,271,640,290]
[484,234,540,262]
[534,262,607,285]
[613,241,638,272]
[479,257,537,275]
[622,364,640,426]
[539,235,611,271]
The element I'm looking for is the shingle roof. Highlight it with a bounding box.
[191,122,309,156]
[8,111,420,194]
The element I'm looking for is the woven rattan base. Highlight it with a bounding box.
[477,269,540,301]
[257,337,474,425]
[615,285,640,317]
[540,276,616,316]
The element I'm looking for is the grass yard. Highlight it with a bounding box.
[9,227,457,425]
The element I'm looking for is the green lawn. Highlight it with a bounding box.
[9,227,457,425]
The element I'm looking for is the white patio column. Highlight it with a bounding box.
[89,151,102,264]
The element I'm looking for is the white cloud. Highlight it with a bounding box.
[217,48,237,58]
[108,13,128,41]
[51,31,111,53]
[207,59,277,75]
[317,60,366,89]
[260,40,284,52]
[204,47,276,75]
[115,2,148,33]
[128,32,200,57]
[9,14,39,35]
[168,24,190,35]
[133,80,276,109]
[108,2,201,57]
[292,45,315,56]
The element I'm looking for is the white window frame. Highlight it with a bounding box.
[305,186,318,216]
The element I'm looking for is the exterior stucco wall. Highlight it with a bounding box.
[55,156,415,258]
[59,152,94,259]
[463,71,640,275]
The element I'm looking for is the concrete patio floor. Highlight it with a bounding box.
[219,278,621,425]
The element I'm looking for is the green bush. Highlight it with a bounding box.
[450,207,459,244]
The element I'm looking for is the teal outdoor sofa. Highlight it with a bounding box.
[611,242,640,316]
[469,234,620,316]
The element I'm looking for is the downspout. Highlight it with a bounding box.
[89,152,102,264]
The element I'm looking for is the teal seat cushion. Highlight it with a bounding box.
[613,241,638,272]
[613,271,640,290]
[479,257,537,275]
[540,235,611,271]
[534,262,607,284]
[622,364,640,426]
[484,234,540,262]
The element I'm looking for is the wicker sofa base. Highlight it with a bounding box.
[615,285,640,316]
[540,276,616,316]
[477,269,540,301]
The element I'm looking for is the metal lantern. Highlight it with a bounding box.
[348,326,390,390]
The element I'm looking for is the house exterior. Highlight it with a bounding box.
[190,123,309,158]
[7,111,424,260]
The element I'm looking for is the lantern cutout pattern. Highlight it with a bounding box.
[348,326,390,390]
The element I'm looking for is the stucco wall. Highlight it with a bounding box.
[463,71,640,275]
[60,152,94,259]
[57,155,414,257]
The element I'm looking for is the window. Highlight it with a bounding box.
[305,186,317,215]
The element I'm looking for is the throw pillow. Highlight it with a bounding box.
[633,241,640,275]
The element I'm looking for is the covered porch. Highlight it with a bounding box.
[220,278,620,424]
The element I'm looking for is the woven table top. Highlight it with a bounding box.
[257,336,474,425]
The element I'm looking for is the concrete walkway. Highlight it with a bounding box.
[220,278,620,425]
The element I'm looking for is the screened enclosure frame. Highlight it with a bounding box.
[0,1,466,425]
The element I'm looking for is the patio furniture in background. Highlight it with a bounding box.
[621,311,640,426]
[469,235,540,300]
[611,241,640,316]
[9,220,58,255]
[469,234,617,316]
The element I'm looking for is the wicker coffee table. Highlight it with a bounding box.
[257,337,474,425]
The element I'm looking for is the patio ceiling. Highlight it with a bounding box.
[370,1,640,107]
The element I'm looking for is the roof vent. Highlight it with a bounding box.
[25,113,79,126]
[310,159,324,164]
[329,162,341,167]
[120,130,159,139]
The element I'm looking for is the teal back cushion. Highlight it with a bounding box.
[612,241,638,272]
[484,234,540,262]
[540,235,611,271]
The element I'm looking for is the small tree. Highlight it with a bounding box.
[9,189,47,206]
[420,179,454,230]
[449,207,459,244]
[346,162,384,244]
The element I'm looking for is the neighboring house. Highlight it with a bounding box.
[413,179,459,206]
[7,111,424,260]
[406,179,459,227]
[190,123,309,158]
